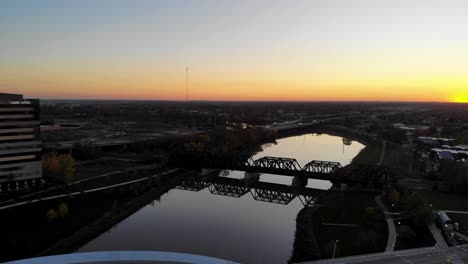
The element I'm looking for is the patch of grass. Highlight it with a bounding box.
[312,192,388,258]
[350,144,382,166]
[350,141,417,179]
[381,142,415,178]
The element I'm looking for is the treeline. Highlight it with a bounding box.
[169,127,276,167]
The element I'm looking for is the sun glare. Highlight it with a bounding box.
[453,94,468,103]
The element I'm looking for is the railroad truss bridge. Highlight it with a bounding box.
[182,155,395,186]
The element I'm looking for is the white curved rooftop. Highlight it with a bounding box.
[4,251,239,264]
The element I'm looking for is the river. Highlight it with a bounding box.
[78,133,365,264]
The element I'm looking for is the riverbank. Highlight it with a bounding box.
[0,169,192,262]
[274,124,376,147]
[39,169,191,257]
[289,191,388,263]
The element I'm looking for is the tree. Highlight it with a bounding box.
[46,209,58,223]
[57,203,69,219]
[439,160,468,193]
[43,152,76,184]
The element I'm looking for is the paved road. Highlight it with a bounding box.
[300,245,468,264]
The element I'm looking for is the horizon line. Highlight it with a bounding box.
[36,98,467,104]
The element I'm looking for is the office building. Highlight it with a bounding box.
[0,93,42,192]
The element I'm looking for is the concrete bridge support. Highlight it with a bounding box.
[292,176,308,188]
[241,172,261,186]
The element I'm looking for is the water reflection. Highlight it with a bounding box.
[78,134,365,264]
[176,175,325,207]
[252,133,364,190]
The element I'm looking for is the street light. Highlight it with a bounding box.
[332,240,340,263]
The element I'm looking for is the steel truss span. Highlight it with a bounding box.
[190,155,395,184]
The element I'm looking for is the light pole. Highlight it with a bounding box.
[332,239,339,263]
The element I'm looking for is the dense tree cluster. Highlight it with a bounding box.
[42,152,76,184]
[170,127,276,166]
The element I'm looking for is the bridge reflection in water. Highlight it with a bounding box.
[175,173,325,207]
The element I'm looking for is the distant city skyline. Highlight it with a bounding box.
[1,0,468,102]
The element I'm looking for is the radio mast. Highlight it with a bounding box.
[186,65,189,105]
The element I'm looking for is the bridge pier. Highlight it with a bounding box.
[241,172,261,186]
[200,168,220,176]
[331,182,349,190]
[292,176,308,188]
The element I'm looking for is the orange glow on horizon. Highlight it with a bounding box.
[1,62,467,102]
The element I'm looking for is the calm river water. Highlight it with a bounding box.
[79,133,365,264]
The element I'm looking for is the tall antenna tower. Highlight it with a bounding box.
[185,65,189,105]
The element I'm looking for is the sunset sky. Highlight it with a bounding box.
[1,0,468,102]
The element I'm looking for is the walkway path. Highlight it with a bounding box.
[375,195,396,252]
[377,140,387,166]
[427,221,449,249]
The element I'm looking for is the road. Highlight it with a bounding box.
[443,211,468,215]
[267,115,364,132]
[300,245,468,264]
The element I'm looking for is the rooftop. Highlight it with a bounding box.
[0,93,23,101]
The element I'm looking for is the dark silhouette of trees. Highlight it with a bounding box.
[289,207,321,263]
